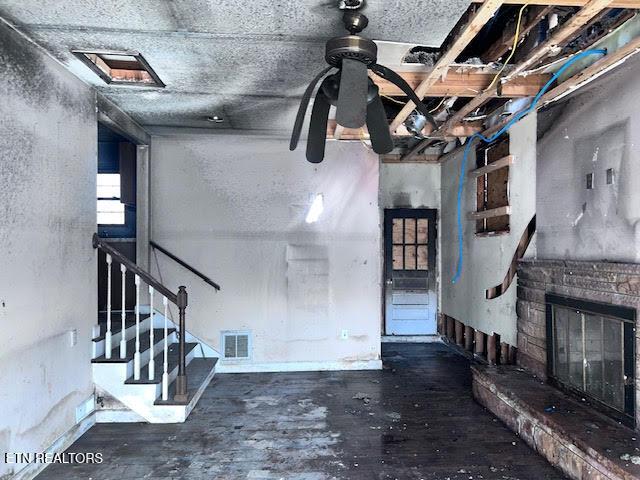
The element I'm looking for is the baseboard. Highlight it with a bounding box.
[216,358,382,373]
[12,413,96,480]
[95,409,146,423]
[382,335,442,343]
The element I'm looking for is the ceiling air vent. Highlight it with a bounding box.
[72,50,165,87]
[222,331,251,360]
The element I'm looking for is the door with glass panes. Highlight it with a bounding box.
[384,209,437,335]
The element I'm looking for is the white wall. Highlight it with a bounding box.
[537,54,640,262]
[150,135,382,370]
[379,163,441,209]
[440,114,537,345]
[0,22,97,478]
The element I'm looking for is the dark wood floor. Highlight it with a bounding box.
[38,343,565,479]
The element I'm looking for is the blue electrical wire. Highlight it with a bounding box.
[451,48,607,284]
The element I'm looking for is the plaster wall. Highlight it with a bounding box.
[150,135,381,369]
[537,54,640,262]
[0,21,97,478]
[440,114,537,346]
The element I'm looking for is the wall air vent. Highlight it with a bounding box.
[222,331,251,360]
[72,50,165,87]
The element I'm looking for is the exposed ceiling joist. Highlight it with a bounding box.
[446,0,614,128]
[481,6,554,61]
[388,0,505,133]
[539,34,640,105]
[373,70,551,98]
[475,0,639,7]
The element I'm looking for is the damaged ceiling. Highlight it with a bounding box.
[0,0,472,134]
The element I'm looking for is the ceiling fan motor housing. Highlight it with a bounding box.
[325,35,377,67]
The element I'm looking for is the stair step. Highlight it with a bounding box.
[94,312,150,341]
[155,358,218,406]
[125,342,199,385]
[91,328,175,363]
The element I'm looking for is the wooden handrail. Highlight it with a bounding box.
[150,240,221,291]
[93,233,188,402]
[93,234,178,304]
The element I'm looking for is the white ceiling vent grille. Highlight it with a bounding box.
[222,331,251,360]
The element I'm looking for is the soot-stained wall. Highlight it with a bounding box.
[150,134,382,370]
[0,21,97,478]
[537,54,640,262]
[440,114,537,346]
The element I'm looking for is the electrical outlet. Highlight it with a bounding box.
[341,329,349,340]
[69,329,78,347]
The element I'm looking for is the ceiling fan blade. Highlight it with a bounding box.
[306,84,332,164]
[290,66,333,151]
[366,90,394,154]
[369,63,437,129]
[336,58,368,129]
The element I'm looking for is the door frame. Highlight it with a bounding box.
[383,208,438,335]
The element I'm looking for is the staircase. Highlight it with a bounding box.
[91,234,220,423]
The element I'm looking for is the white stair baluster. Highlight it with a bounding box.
[119,264,127,358]
[133,275,141,380]
[105,254,112,359]
[162,296,169,401]
[148,286,155,380]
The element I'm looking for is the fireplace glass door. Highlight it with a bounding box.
[547,294,635,425]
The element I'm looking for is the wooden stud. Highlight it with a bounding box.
[464,325,475,352]
[446,316,456,341]
[471,155,514,177]
[508,345,518,365]
[467,206,511,220]
[437,314,445,335]
[500,342,510,364]
[389,0,505,133]
[474,330,486,357]
[487,334,498,365]
[455,320,465,346]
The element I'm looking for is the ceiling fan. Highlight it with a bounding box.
[289,3,437,163]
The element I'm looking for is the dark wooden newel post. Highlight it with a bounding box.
[174,286,189,403]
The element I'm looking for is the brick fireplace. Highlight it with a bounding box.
[516,259,640,428]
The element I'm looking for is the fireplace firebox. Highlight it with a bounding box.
[546,293,636,426]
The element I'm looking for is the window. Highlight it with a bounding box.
[547,294,635,426]
[97,173,125,225]
[73,50,165,87]
[475,136,510,235]
[391,218,429,271]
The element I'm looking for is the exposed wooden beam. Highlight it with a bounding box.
[388,0,505,133]
[373,70,551,97]
[447,0,614,127]
[380,154,441,163]
[333,124,346,140]
[481,6,554,61]
[471,155,514,177]
[475,0,639,7]
[467,206,511,220]
[539,34,640,106]
[326,120,365,140]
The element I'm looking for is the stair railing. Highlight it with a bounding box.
[93,233,189,403]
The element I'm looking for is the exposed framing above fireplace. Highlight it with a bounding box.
[546,293,636,427]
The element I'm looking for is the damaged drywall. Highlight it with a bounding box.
[537,53,640,262]
[149,134,381,369]
[440,114,537,347]
[0,20,97,479]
